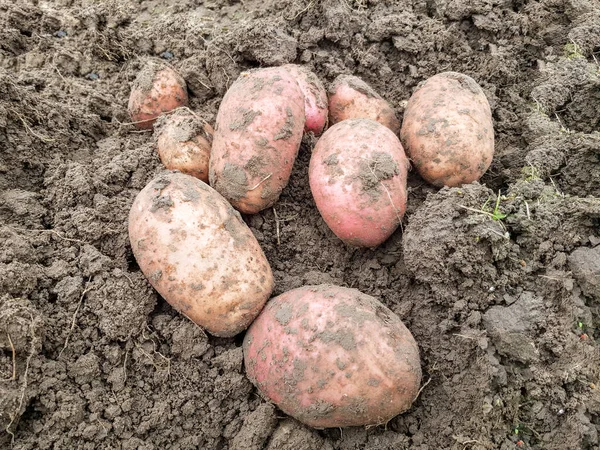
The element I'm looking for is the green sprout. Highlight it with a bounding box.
[482,192,508,221]
[564,41,584,60]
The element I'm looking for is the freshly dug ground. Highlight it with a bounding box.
[1,0,599,449]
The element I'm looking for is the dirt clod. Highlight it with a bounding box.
[1,0,599,448]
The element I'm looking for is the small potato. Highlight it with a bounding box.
[400,72,494,187]
[283,64,328,136]
[128,60,189,130]
[243,284,422,428]
[128,171,274,337]
[309,118,409,248]
[209,67,305,214]
[328,75,400,134]
[155,109,213,183]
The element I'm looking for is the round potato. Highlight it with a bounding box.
[155,108,213,183]
[243,284,422,428]
[209,67,305,214]
[328,75,400,134]
[400,72,494,187]
[128,60,189,130]
[309,118,409,248]
[128,171,274,337]
[283,64,328,136]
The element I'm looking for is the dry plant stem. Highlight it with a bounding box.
[248,173,272,191]
[458,204,496,218]
[199,35,235,64]
[285,1,314,21]
[5,312,36,444]
[116,117,156,127]
[221,67,231,88]
[7,331,16,381]
[11,109,55,143]
[59,282,93,358]
[273,207,281,246]
[7,225,88,244]
[413,376,432,402]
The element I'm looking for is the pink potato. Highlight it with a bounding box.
[209,67,305,214]
[309,118,410,248]
[155,108,213,183]
[400,72,494,187]
[128,60,189,130]
[328,75,401,135]
[243,284,422,428]
[283,64,328,135]
[128,171,274,337]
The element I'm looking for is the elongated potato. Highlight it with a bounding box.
[128,171,274,337]
[209,67,305,214]
[328,75,400,134]
[243,285,422,428]
[128,60,188,130]
[283,64,328,136]
[400,72,494,187]
[155,108,213,182]
[309,119,409,248]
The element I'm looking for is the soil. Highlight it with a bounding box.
[0,0,599,449]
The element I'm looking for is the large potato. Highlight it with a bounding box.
[283,64,328,136]
[128,60,188,130]
[209,67,305,214]
[243,285,422,428]
[328,75,400,134]
[309,118,410,248]
[128,171,274,337]
[155,108,213,183]
[400,72,494,187]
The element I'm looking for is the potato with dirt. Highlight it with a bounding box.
[283,64,328,135]
[309,118,409,248]
[243,284,422,428]
[154,108,213,183]
[128,171,274,337]
[400,72,494,187]
[328,75,401,134]
[209,67,305,214]
[128,60,189,130]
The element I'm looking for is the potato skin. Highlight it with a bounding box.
[309,119,409,248]
[128,60,189,130]
[328,75,400,135]
[243,284,422,428]
[128,171,274,337]
[400,72,494,187]
[155,109,213,183]
[283,64,328,136]
[209,67,305,214]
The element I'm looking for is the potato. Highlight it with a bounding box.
[328,75,400,134]
[128,171,274,337]
[209,67,305,214]
[400,72,494,187]
[283,64,328,136]
[243,284,422,428]
[128,60,189,130]
[155,108,213,183]
[309,118,409,248]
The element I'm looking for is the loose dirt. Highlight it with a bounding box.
[1,0,599,449]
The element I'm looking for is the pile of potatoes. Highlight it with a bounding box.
[127,59,495,428]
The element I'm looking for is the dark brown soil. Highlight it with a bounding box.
[1,0,599,449]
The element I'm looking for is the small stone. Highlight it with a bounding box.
[160,51,174,60]
[86,72,100,80]
[54,30,68,38]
